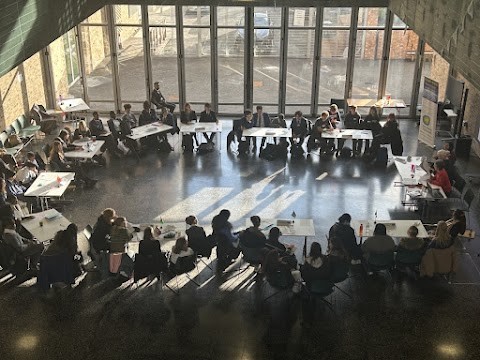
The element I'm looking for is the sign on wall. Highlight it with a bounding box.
[418,77,439,148]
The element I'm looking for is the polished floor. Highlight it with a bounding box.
[1,120,480,360]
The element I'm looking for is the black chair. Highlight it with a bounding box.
[37,253,74,291]
[366,251,395,280]
[169,254,200,294]
[395,247,425,278]
[263,269,294,302]
[449,188,475,228]
[304,278,335,312]
[330,260,353,299]
[237,244,264,277]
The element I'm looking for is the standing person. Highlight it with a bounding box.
[107,111,121,140]
[290,111,308,147]
[150,81,176,113]
[361,106,382,154]
[199,103,218,144]
[212,209,240,270]
[344,105,362,155]
[329,104,344,155]
[238,109,255,156]
[90,208,116,255]
[122,104,137,128]
[329,213,362,263]
[382,113,403,156]
[252,105,271,152]
[109,217,133,253]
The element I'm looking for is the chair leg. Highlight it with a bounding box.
[200,257,213,270]
[185,273,200,286]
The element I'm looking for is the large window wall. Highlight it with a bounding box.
[47,4,429,118]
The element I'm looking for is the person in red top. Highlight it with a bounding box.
[429,160,451,195]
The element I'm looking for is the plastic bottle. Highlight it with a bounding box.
[359,223,363,237]
[56,175,62,187]
[410,163,416,178]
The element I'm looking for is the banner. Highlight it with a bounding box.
[418,77,439,148]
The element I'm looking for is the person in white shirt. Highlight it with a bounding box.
[170,236,194,265]
[15,162,38,187]
[3,218,44,268]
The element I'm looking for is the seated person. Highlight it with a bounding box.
[180,103,199,147]
[151,81,175,112]
[48,141,97,188]
[381,114,403,156]
[266,227,286,252]
[25,151,46,171]
[15,161,38,187]
[122,103,137,128]
[307,111,334,154]
[185,215,213,257]
[159,106,177,143]
[73,120,91,140]
[290,110,308,147]
[429,221,453,249]
[237,109,255,156]
[329,104,344,154]
[212,209,240,270]
[446,210,467,239]
[5,194,27,222]
[199,103,218,143]
[109,217,133,253]
[138,101,162,150]
[240,216,267,249]
[344,105,362,155]
[429,160,452,195]
[55,129,78,152]
[252,105,271,151]
[91,208,116,254]
[301,242,331,284]
[137,226,167,277]
[327,236,350,267]
[0,178,7,207]
[107,111,122,140]
[361,106,382,153]
[89,111,123,158]
[263,249,302,291]
[4,170,27,200]
[169,236,195,273]
[329,213,362,262]
[270,113,288,146]
[361,223,395,262]
[398,226,425,251]
[3,217,44,269]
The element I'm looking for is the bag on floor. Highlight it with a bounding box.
[375,147,388,167]
[259,143,277,160]
[339,146,353,159]
[290,143,304,158]
[197,142,215,154]
[182,134,194,152]
[237,140,249,154]
[158,140,173,153]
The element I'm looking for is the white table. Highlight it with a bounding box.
[241,127,292,138]
[245,218,315,258]
[393,156,429,186]
[128,222,186,253]
[127,123,173,141]
[180,122,223,150]
[21,209,72,243]
[58,98,90,113]
[321,129,373,140]
[65,140,105,159]
[24,172,75,211]
[351,220,429,240]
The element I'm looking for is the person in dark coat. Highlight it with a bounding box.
[91,208,116,253]
[185,215,213,258]
[328,213,362,262]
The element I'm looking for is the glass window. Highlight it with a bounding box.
[285,29,314,106]
[115,5,141,25]
[79,26,114,103]
[357,8,387,27]
[418,46,443,104]
[148,5,176,26]
[288,7,316,27]
[318,30,349,105]
[82,8,107,24]
[183,6,210,26]
[116,27,146,102]
[218,28,244,107]
[351,30,385,99]
[323,7,352,27]
[151,25,179,105]
[385,30,419,115]
[217,6,244,27]
[255,7,282,27]
[184,28,211,103]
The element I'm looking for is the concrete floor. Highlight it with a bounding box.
[1,120,480,360]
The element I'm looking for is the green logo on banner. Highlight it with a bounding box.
[422,115,431,126]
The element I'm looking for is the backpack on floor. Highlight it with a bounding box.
[259,143,277,160]
[182,134,194,152]
[158,140,173,153]
[290,143,304,158]
[197,142,215,154]
[375,147,388,167]
[339,146,353,159]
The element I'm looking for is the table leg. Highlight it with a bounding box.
[303,236,307,260]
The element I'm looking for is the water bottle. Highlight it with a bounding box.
[410,163,415,178]
[359,223,363,237]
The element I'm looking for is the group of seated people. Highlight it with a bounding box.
[234,104,404,159]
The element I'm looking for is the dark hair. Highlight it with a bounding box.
[447,142,454,152]
[172,236,188,254]
[250,216,261,227]
[204,103,211,108]
[244,109,252,116]
[114,217,126,227]
[124,104,132,110]
[143,101,150,110]
[338,213,351,223]
[453,209,465,221]
[294,110,303,117]
[268,227,281,242]
[154,81,159,86]
[374,224,387,236]
[185,215,196,226]
[278,113,285,120]
[349,105,357,110]
[407,226,419,237]
[309,242,322,260]
[93,111,99,117]
[25,161,36,168]
[59,129,69,139]
[4,217,15,228]
[144,226,154,241]
[262,249,280,275]
[219,209,230,220]
[109,111,116,118]
[256,105,263,110]
[435,160,445,170]
[26,151,35,158]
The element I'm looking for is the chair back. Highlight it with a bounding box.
[368,251,394,269]
[173,254,196,275]
[84,225,93,241]
[266,269,294,289]
[330,98,346,115]
[307,278,334,296]
[232,119,242,132]
[12,119,22,134]
[463,189,475,208]
[330,260,350,283]
[240,244,264,264]
[395,247,424,265]
[37,253,73,291]
[0,239,16,269]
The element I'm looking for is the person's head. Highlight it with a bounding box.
[250,215,261,228]
[4,217,16,230]
[452,209,466,222]
[435,220,451,244]
[143,226,154,241]
[173,236,188,254]
[102,208,116,223]
[124,104,132,113]
[244,109,253,121]
[4,169,15,180]
[185,215,197,226]
[369,106,378,117]
[321,111,329,119]
[330,104,338,113]
[92,111,99,120]
[78,120,87,132]
[278,113,285,121]
[109,111,116,119]
[256,105,263,114]
[407,226,419,238]
[263,249,280,272]
[26,152,35,161]
[59,129,70,142]
[25,162,37,170]
[154,81,160,90]
[143,101,150,111]
[373,223,387,236]
[50,140,64,157]
[65,223,78,238]
[6,194,18,205]
[434,160,445,171]
[294,110,302,119]
[204,103,211,112]
[219,209,230,220]
[268,227,281,242]
[114,216,126,227]
[338,213,351,225]
[387,113,396,122]
[184,102,191,112]
[309,241,323,260]
[348,105,357,114]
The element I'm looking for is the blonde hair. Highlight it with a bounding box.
[78,120,87,133]
[49,140,64,162]
[434,221,451,245]
[330,104,338,111]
